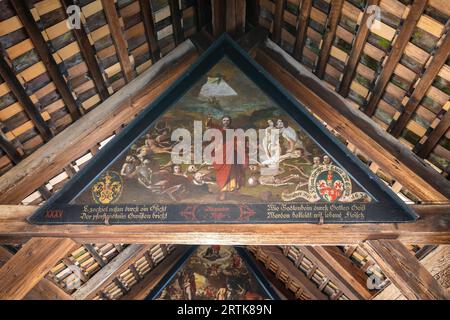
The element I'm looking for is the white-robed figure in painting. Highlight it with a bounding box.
[276,119,309,156]
[199,74,237,97]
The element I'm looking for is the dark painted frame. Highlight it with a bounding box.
[29,34,418,224]
[145,246,281,300]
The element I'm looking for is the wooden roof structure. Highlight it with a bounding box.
[0,0,448,300]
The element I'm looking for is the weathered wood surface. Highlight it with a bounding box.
[0,238,77,299]
[23,278,74,300]
[364,240,449,300]
[0,41,198,204]
[256,40,450,201]
[0,205,448,245]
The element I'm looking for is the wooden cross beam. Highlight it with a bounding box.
[0,238,77,299]
[364,240,449,300]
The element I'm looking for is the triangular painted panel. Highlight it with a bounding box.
[146,246,278,300]
[29,34,417,224]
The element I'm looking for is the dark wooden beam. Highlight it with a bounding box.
[389,34,450,137]
[120,246,190,300]
[0,238,77,299]
[237,26,269,57]
[0,132,22,165]
[364,240,449,300]
[246,0,260,27]
[61,0,109,101]
[271,0,285,44]
[256,43,450,201]
[292,0,312,60]
[101,0,134,83]
[315,0,344,79]
[226,0,237,35]
[139,0,161,62]
[416,110,450,158]
[364,0,428,116]
[298,246,372,299]
[0,41,198,204]
[255,246,328,300]
[211,0,226,37]
[168,0,184,45]
[0,205,448,245]
[338,0,379,97]
[0,58,53,141]
[195,0,208,31]
[10,0,81,121]
[235,0,246,37]
[72,244,152,300]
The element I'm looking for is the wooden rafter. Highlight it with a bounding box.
[0,132,22,165]
[254,246,328,300]
[72,244,152,300]
[10,0,81,121]
[0,204,448,245]
[297,246,372,299]
[315,0,344,79]
[364,240,449,300]
[168,0,184,45]
[364,0,428,116]
[389,34,450,137]
[61,0,110,101]
[139,0,161,62]
[256,42,450,201]
[338,0,379,97]
[235,0,246,37]
[211,0,226,37]
[226,0,237,34]
[120,246,189,300]
[195,0,208,31]
[271,0,285,44]
[0,58,53,141]
[293,0,312,61]
[0,238,77,299]
[101,0,134,83]
[0,41,198,204]
[416,109,450,158]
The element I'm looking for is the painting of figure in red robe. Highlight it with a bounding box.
[74,58,372,206]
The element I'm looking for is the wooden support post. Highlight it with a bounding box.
[168,0,184,45]
[315,0,344,79]
[61,0,109,101]
[298,246,372,299]
[139,0,161,62]
[293,0,312,60]
[364,240,449,300]
[195,0,208,31]
[0,58,53,141]
[338,0,379,97]
[72,244,152,300]
[390,34,450,137]
[0,238,77,299]
[101,0,134,83]
[364,0,428,116]
[211,0,226,37]
[271,0,285,44]
[10,0,81,121]
[235,0,246,37]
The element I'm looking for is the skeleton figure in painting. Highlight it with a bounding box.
[206,115,247,201]
[261,119,281,166]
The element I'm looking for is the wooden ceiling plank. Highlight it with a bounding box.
[0,238,77,299]
[256,246,328,300]
[298,246,372,299]
[138,0,161,62]
[10,0,81,121]
[0,41,198,204]
[168,0,184,45]
[339,0,380,97]
[293,0,312,61]
[101,0,134,83]
[364,0,428,116]
[390,33,450,137]
[60,0,109,101]
[416,110,450,158]
[364,240,449,300]
[72,244,152,300]
[315,0,344,79]
[0,205,448,245]
[120,246,190,300]
[256,42,450,201]
[0,58,53,141]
